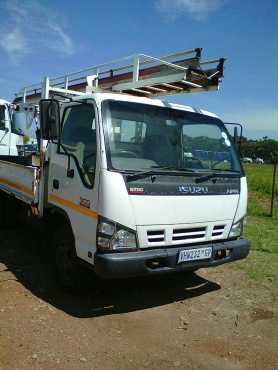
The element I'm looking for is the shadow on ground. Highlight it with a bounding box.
[0,228,221,318]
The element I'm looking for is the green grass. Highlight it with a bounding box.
[233,164,278,299]
[244,164,277,197]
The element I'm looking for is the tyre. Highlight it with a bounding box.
[54,227,85,291]
[0,193,4,226]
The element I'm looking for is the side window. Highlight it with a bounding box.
[61,104,97,187]
[0,106,6,130]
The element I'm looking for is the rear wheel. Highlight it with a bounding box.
[0,192,14,228]
[0,193,5,227]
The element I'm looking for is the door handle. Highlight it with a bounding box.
[53,179,59,189]
[67,169,74,178]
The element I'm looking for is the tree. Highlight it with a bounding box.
[240,137,278,162]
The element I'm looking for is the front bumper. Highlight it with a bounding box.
[94,238,250,279]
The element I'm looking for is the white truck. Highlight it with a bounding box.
[0,99,24,155]
[0,49,250,288]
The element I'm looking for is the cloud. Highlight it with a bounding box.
[0,29,27,58]
[48,24,74,56]
[0,0,74,60]
[156,0,226,20]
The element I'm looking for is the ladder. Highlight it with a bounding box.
[14,48,225,103]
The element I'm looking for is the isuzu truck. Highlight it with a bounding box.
[0,48,250,288]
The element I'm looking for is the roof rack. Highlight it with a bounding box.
[14,48,225,103]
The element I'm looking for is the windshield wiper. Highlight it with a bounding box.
[126,166,208,182]
[151,165,197,173]
[126,167,197,182]
[126,170,158,182]
[195,171,240,184]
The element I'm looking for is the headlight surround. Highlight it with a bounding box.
[229,218,244,238]
[97,217,138,252]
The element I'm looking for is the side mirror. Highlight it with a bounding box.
[233,126,239,145]
[39,99,60,140]
[14,127,24,136]
[224,122,243,153]
[5,127,9,133]
[0,105,6,129]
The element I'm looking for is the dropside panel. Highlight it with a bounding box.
[0,160,39,205]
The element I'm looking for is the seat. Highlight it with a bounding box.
[143,134,178,167]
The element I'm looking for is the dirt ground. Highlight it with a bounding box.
[0,228,277,370]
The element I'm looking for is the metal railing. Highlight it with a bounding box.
[14,48,225,101]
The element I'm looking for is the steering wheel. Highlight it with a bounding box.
[184,157,205,169]
[114,150,138,158]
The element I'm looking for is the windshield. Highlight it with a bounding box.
[102,100,241,174]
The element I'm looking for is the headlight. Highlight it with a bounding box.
[97,217,138,252]
[110,229,137,250]
[98,221,115,236]
[229,218,244,238]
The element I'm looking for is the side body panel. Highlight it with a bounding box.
[0,160,38,204]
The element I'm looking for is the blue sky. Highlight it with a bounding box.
[0,0,277,139]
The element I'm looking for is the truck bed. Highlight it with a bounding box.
[0,159,39,205]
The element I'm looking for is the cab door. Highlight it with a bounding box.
[0,105,10,155]
[48,101,100,264]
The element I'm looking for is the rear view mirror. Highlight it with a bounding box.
[40,99,60,140]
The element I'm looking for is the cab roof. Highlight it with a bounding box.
[0,99,10,105]
[73,92,220,119]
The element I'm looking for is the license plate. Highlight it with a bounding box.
[178,247,212,264]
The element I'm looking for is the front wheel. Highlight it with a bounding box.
[54,228,84,291]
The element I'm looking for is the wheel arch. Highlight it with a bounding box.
[45,205,75,241]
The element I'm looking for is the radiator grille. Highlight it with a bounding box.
[147,230,165,244]
[212,224,226,237]
[143,223,228,247]
[173,226,206,242]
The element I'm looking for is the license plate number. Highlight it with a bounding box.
[178,247,212,264]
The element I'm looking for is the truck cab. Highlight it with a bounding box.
[42,92,249,281]
[0,99,23,156]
